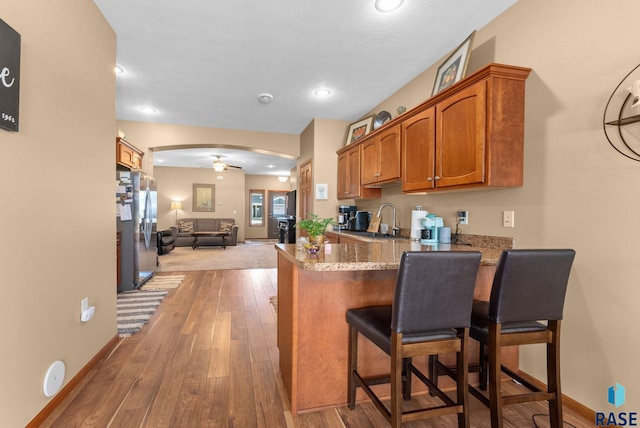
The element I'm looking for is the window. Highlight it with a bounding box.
[250,189,265,226]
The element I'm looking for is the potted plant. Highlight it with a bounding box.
[297,213,333,245]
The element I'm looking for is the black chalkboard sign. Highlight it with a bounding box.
[0,19,20,132]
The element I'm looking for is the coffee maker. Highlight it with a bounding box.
[337,205,357,230]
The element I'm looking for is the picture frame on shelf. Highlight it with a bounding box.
[345,116,374,146]
[192,183,215,212]
[432,31,476,96]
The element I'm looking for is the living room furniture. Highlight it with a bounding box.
[346,251,481,427]
[175,218,239,247]
[190,231,230,250]
[157,227,177,255]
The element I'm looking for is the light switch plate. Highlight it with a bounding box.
[503,211,515,228]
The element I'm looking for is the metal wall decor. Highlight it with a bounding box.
[0,18,21,132]
[603,63,640,162]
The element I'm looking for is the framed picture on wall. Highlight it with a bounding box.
[192,183,215,212]
[345,116,374,146]
[432,31,476,96]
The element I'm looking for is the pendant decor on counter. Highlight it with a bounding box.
[603,62,640,162]
[0,18,21,132]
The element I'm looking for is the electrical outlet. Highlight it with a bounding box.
[503,211,515,228]
[457,210,469,225]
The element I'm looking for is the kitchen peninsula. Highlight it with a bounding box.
[275,236,515,414]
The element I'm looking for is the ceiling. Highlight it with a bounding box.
[94,0,518,175]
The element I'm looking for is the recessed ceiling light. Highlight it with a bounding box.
[115,65,124,74]
[314,88,331,97]
[139,106,157,114]
[258,93,274,103]
[375,0,404,12]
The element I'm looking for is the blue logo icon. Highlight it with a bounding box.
[609,383,626,408]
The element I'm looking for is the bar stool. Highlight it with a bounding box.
[346,251,482,427]
[468,249,576,428]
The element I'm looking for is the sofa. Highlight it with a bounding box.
[174,218,239,247]
[157,227,177,255]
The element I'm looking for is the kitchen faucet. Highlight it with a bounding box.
[376,202,399,236]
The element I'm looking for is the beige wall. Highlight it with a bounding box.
[352,0,640,411]
[296,118,350,222]
[0,1,116,426]
[311,118,351,222]
[154,166,246,241]
[116,120,300,176]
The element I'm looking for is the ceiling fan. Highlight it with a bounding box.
[212,155,243,172]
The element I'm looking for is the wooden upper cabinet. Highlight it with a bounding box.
[360,124,401,186]
[116,137,144,170]
[337,144,381,200]
[402,63,530,193]
[435,82,486,188]
[339,63,531,196]
[402,107,436,192]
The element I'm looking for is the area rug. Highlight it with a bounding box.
[156,242,277,272]
[141,274,185,290]
[117,289,169,337]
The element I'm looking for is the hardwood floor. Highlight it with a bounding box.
[41,269,593,427]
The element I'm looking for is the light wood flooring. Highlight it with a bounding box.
[41,269,593,427]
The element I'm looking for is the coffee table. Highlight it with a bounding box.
[190,231,230,250]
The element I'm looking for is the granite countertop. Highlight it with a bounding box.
[274,238,510,272]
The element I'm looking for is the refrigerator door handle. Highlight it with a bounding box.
[142,178,152,249]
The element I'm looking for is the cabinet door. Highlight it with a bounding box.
[345,147,359,196]
[337,144,382,200]
[377,125,401,183]
[402,108,435,192]
[117,143,134,168]
[131,152,143,169]
[360,139,379,185]
[337,151,349,198]
[436,82,486,188]
[337,146,361,199]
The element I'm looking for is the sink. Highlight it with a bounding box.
[340,231,409,240]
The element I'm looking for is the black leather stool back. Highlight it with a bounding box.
[489,249,574,324]
[392,251,481,335]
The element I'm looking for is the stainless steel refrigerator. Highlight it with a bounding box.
[117,170,157,291]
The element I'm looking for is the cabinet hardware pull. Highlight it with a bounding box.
[427,177,433,181]
[434,176,440,180]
